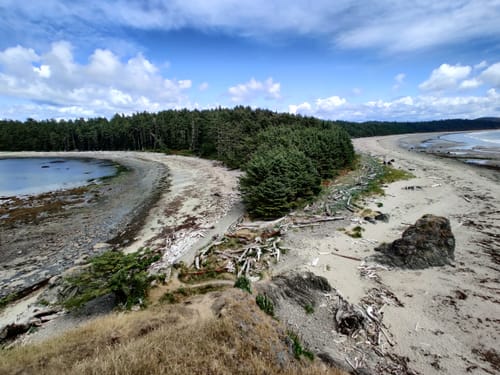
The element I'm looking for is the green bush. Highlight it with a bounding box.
[240,148,321,219]
[63,249,160,309]
[288,331,314,360]
[234,276,252,294]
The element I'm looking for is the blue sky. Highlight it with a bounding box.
[1,0,500,121]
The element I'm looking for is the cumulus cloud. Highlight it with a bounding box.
[2,1,500,54]
[228,77,281,103]
[289,101,312,114]
[419,64,471,92]
[315,96,347,111]
[0,42,192,118]
[289,90,500,121]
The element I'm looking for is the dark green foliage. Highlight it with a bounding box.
[240,148,321,219]
[234,276,252,294]
[63,249,160,310]
[255,126,354,178]
[256,294,274,316]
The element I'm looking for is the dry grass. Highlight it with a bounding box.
[0,289,346,375]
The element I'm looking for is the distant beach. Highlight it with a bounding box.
[403,129,500,170]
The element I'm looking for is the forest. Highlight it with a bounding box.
[1,107,498,217]
[0,107,498,168]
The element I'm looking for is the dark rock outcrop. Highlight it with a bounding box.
[372,214,455,269]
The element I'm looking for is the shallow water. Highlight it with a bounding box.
[439,130,500,150]
[0,157,116,197]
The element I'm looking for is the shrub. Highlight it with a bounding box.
[63,249,160,309]
[234,276,252,293]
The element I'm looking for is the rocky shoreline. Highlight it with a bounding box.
[0,153,169,302]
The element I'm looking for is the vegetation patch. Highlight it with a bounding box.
[0,292,20,310]
[347,225,365,238]
[256,294,274,316]
[234,276,252,293]
[353,163,414,202]
[288,331,315,361]
[63,248,160,310]
[161,284,227,304]
[304,303,315,314]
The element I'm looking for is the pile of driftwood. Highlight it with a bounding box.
[190,215,346,278]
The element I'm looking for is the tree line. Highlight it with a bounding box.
[1,107,498,167]
[1,107,498,217]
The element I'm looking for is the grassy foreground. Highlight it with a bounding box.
[0,289,345,375]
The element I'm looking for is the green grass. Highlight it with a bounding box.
[256,294,274,316]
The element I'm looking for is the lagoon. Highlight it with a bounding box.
[0,157,117,197]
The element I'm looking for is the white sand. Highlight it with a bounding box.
[278,134,499,374]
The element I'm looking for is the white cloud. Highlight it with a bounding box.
[33,64,51,78]
[289,90,500,121]
[228,77,281,103]
[460,78,482,89]
[480,62,500,87]
[0,42,193,118]
[315,96,346,111]
[419,64,472,92]
[474,61,488,70]
[289,101,311,114]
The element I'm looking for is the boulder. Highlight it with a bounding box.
[372,214,455,269]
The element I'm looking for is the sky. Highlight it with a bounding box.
[0,0,500,122]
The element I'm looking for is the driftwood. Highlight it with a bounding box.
[330,252,362,262]
[293,216,345,225]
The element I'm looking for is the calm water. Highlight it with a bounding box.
[439,129,500,150]
[0,158,117,197]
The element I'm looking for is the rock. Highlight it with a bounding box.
[372,214,455,269]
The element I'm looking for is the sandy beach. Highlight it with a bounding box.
[274,133,499,374]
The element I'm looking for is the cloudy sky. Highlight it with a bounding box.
[1,0,500,121]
